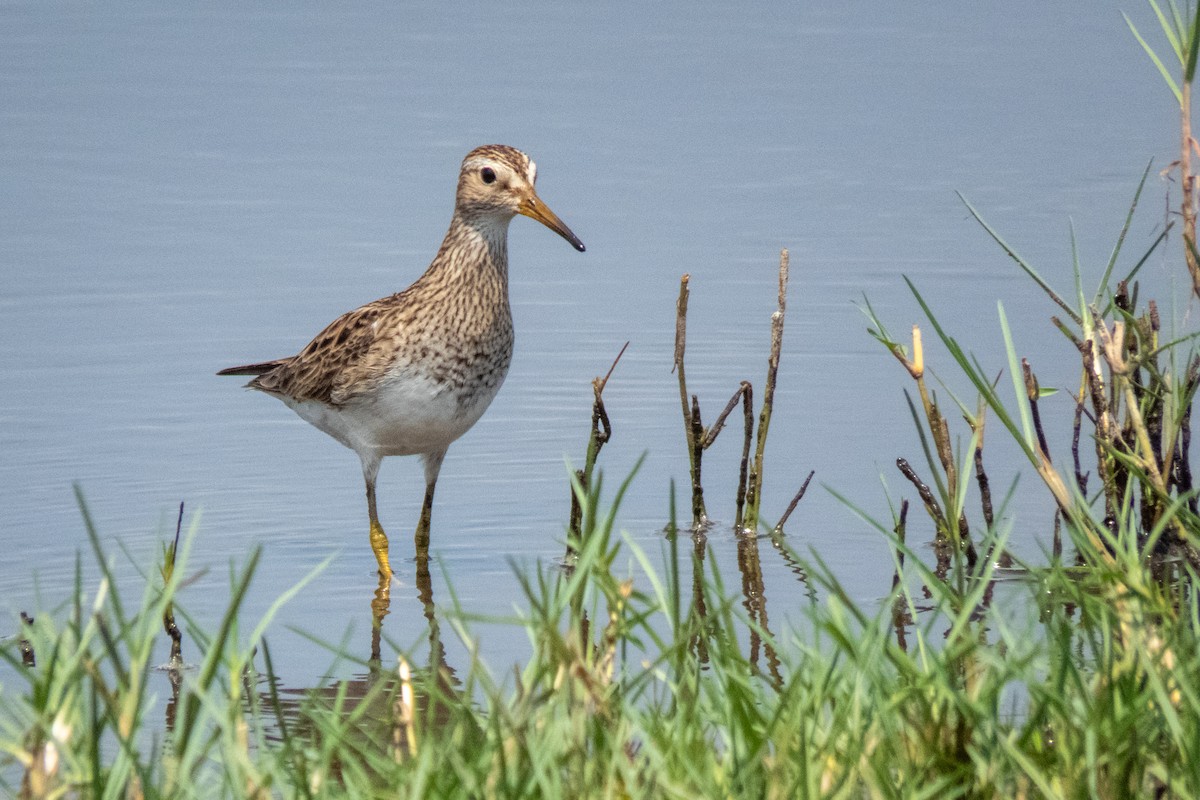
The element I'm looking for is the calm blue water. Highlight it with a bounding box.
[0,3,1183,687]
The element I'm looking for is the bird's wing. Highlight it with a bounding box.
[250,295,409,405]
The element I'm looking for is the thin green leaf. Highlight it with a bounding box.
[998,301,1037,454]
[958,192,1082,325]
[1126,11,1184,103]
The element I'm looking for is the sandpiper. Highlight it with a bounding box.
[219,145,585,578]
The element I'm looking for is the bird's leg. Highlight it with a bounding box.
[416,450,446,555]
[360,454,392,579]
[415,486,435,553]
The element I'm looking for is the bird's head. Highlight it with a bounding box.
[456,145,585,252]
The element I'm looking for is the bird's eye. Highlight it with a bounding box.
[480,167,496,184]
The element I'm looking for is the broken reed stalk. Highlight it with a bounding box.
[891,498,909,592]
[896,457,949,533]
[886,324,973,552]
[910,333,961,533]
[701,382,754,529]
[1022,359,1052,465]
[1070,390,1089,498]
[688,394,706,523]
[1091,310,1197,552]
[673,274,707,527]
[1020,357,1067,563]
[891,498,911,652]
[674,252,807,533]
[1052,512,1062,560]
[736,384,755,527]
[967,411,1010,567]
[774,470,814,534]
[162,502,184,669]
[1078,337,1119,526]
[743,249,789,532]
[968,411,994,530]
[1035,285,1200,568]
[568,343,626,543]
[18,611,34,667]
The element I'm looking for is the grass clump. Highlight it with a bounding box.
[2,464,1199,797]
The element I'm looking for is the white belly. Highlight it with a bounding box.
[280,368,503,458]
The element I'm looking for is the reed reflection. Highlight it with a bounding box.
[672,520,815,679]
[735,529,782,685]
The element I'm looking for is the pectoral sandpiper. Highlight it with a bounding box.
[219,145,585,578]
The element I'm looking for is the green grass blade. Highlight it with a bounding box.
[997,301,1037,454]
[957,192,1082,325]
[1187,3,1200,80]
[1126,11,1184,103]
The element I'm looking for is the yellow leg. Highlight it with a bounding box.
[370,519,393,579]
[362,455,393,579]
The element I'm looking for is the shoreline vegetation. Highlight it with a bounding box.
[8,5,1200,797]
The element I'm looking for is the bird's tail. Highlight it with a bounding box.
[216,360,283,377]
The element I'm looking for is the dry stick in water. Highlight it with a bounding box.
[1131,309,1169,540]
[1070,392,1090,498]
[891,499,911,653]
[18,611,34,667]
[896,457,947,532]
[689,393,705,518]
[968,411,1009,567]
[1020,359,1060,567]
[1097,320,1171,506]
[163,502,184,669]
[773,470,814,534]
[675,253,802,533]
[744,249,789,531]
[907,326,958,501]
[1060,309,1173,565]
[1022,360,1052,465]
[686,383,755,533]
[1052,511,1063,561]
[1097,316,1197,556]
[969,412,994,530]
[892,498,909,592]
[737,383,755,527]
[1053,314,1094,503]
[890,324,972,550]
[699,381,754,528]
[1079,338,1119,526]
[673,274,707,527]
[1142,302,1170,491]
[568,343,626,543]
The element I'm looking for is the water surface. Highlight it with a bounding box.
[0,3,1182,685]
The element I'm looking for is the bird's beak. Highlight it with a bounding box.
[520,192,586,252]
